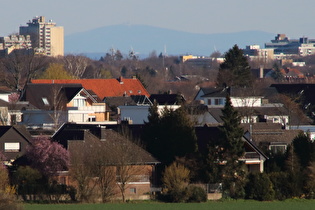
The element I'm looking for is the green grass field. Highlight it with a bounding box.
[24,199,315,210]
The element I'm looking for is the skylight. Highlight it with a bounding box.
[42,97,49,105]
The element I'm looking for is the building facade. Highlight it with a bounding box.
[19,16,64,56]
[265,34,315,58]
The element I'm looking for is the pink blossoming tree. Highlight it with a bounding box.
[26,137,70,178]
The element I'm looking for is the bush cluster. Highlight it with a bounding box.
[160,185,207,203]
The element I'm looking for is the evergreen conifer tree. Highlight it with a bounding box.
[217,44,252,88]
[142,105,197,166]
[219,94,246,198]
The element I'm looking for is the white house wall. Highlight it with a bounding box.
[20,110,68,129]
[231,97,262,107]
[119,106,150,124]
[119,105,181,125]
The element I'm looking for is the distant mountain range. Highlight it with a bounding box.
[65,24,275,59]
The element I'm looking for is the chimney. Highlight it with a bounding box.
[100,126,106,141]
[259,66,264,78]
[118,76,124,84]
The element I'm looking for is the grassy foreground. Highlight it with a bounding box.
[24,199,315,210]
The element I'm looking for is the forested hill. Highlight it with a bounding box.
[65,24,274,58]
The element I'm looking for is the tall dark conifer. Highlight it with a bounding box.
[142,105,197,166]
[217,44,252,88]
[219,94,246,198]
[220,94,244,160]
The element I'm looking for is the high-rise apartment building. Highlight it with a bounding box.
[19,16,64,56]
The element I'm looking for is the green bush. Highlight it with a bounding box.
[186,185,207,202]
[269,171,303,200]
[245,172,275,201]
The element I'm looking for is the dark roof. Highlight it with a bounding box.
[10,102,38,110]
[0,99,9,107]
[64,128,159,165]
[20,83,83,110]
[208,105,310,125]
[201,87,226,97]
[0,125,32,141]
[105,95,151,107]
[105,96,135,107]
[251,129,301,146]
[195,126,221,154]
[52,123,110,147]
[241,123,283,131]
[236,106,288,116]
[195,125,267,159]
[131,95,152,105]
[201,87,279,99]
[52,123,159,164]
[84,89,102,103]
[80,89,102,103]
[149,94,185,105]
[271,83,315,105]
[0,126,11,138]
[208,108,224,124]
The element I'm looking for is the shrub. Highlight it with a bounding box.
[186,185,207,202]
[0,163,23,210]
[161,162,190,202]
[269,171,303,200]
[245,172,275,201]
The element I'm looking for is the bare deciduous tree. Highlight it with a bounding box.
[69,129,150,203]
[63,54,90,78]
[0,50,49,91]
[49,85,67,131]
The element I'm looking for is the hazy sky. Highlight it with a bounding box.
[1,0,315,39]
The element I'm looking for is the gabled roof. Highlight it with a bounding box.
[200,87,279,99]
[208,108,224,124]
[52,123,159,165]
[105,95,151,108]
[200,87,226,98]
[250,128,301,145]
[131,95,152,105]
[105,96,136,107]
[0,125,32,143]
[271,83,315,105]
[207,105,309,125]
[195,126,267,160]
[31,77,150,100]
[149,94,185,105]
[236,106,289,116]
[20,83,83,110]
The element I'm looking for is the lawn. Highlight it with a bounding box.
[24,199,315,210]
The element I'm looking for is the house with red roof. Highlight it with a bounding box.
[19,83,111,130]
[31,77,150,100]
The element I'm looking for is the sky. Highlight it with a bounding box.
[1,0,315,39]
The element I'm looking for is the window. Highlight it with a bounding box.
[42,97,49,105]
[88,116,96,122]
[273,118,279,123]
[207,99,211,105]
[269,143,287,154]
[130,188,136,194]
[73,99,85,107]
[4,142,20,152]
[214,98,224,105]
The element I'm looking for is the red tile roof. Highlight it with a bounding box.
[31,78,150,100]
